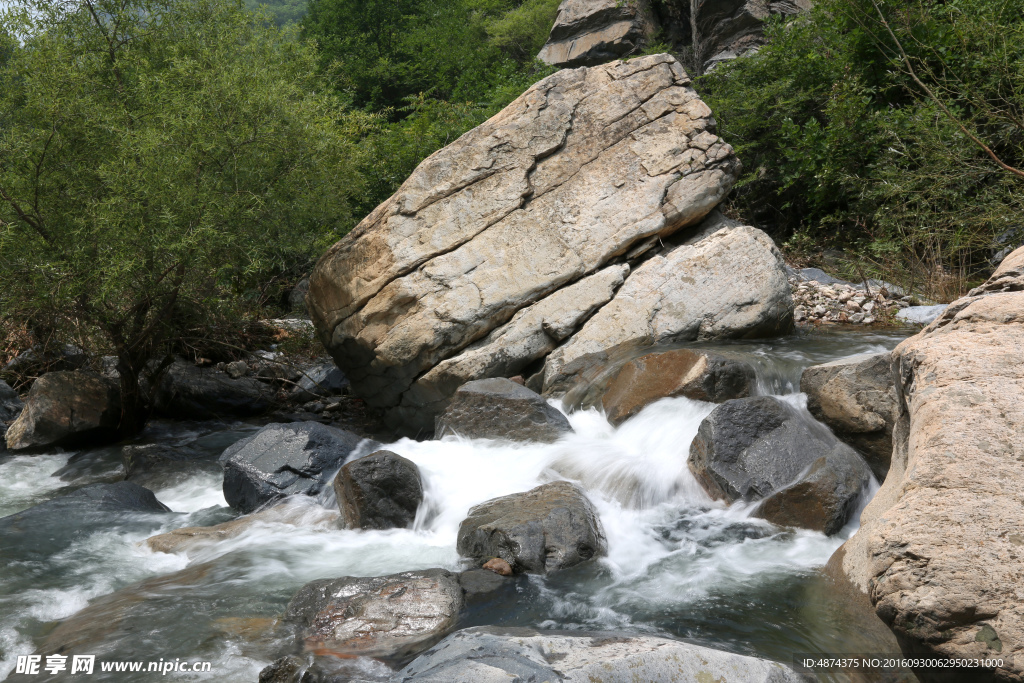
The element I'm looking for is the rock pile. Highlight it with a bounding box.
[790,275,912,325]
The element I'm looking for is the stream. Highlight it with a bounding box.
[0,329,916,682]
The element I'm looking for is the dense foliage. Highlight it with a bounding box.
[0,0,364,427]
[699,0,1024,297]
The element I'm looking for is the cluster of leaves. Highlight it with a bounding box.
[698,0,1024,298]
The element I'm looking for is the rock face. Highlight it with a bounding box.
[308,55,743,432]
[832,247,1024,680]
[435,378,572,442]
[154,360,273,419]
[540,224,792,393]
[537,0,659,68]
[801,352,898,480]
[397,626,807,682]
[333,450,423,530]
[289,361,349,403]
[221,422,375,513]
[5,371,122,450]
[285,569,463,659]
[688,396,870,535]
[457,481,606,574]
[692,0,812,73]
[597,348,756,424]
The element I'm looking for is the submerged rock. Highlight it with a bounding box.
[801,352,898,479]
[435,378,572,443]
[122,442,221,490]
[396,626,807,682]
[221,422,375,513]
[537,0,659,68]
[153,359,273,419]
[285,569,463,659]
[5,371,122,450]
[457,480,606,574]
[333,450,423,530]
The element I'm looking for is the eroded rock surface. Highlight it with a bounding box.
[309,55,742,429]
[5,371,122,450]
[833,247,1024,680]
[457,480,606,574]
[694,0,812,72]
[537,0,659,68]
[435,378,572,443]
[333,450,423,530]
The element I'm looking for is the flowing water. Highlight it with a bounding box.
[0,330,916,682]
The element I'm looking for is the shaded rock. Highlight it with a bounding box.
[333,450,423,530]
[153,359,273,419]
[694,0,812,73]
[221,422,376,513]
[457,480,606,574]
[309,55,740,427]
[542,224,793,393]
[457,569,511,600]
[597,347,756,424]
[122,442,220,490]
[290,361,349,403]
[3,343,89,379]
[0,378,23,422]
[833,246,1024,680]
[396,626,807,682]
[537,0,659,68]
[285,569,463,659]
[5,371,122,450]
[224,360,249,379]
[896,304,947,325]
[801,352,898,479]
[289,276,311,316]
[436,378,572,443]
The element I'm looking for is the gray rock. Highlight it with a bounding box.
[397,626,807,682]
[289,276,310,316]
[122,442,220,490]
[5,371,122,450]
[457,480,606,574]
[223,360,248,379]
[436,378,572,443]
[896,304,948,325]
[688,396,870,535]
[333,450,423,530]
[154,359,272,419]
[537,0,659,68]
[221,422,375,513]
[801,352,898,480]
[694,0,812,73]
[457,569,511,600]
[0,379,23,423]
[290,361,348,403]
[285,569,463,660]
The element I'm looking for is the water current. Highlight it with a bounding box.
[0,329,914,682]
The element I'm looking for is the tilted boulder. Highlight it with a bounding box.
[333,450,423,530]
[457,481,606,574]
[692,0,812,73]
[435,378,572,443]
[541,223,793,393]
[284,569,463,659]
[220,422,376,513]
[537,0,659,68]
[308,54,742,431]
[397,626,807,682]
[153,359,273,419]
[5,371,122,450]
[801,352,898,480]
[831,247,1024,679]
[688,396,870,535]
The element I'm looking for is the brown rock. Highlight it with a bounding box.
[5,371,122,450]
[333,450,423,530]
[482,558,513,576]
[537,0,659,68]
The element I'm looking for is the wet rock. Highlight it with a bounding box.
[308,55,740,427]
[597,348,756,425]
[457,568,511,600]
[290,361,349,403]
[221,422,376,513]
[801,352,898,480]
[5,371,122,450]
[0,378,23,422]
[895,304,948,325]
[121,442,220,490]
[153,359,273,419]
[285,569,463,660]
[688,396,870,534]
[435,378,572,443]
[396,626,807,682]
[834,246,1024,680]
[333,450,423,530]
[457,480,606,574]
[482,558,512,576]
[537,0,658,68]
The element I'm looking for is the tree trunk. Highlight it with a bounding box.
[115,354,150,437]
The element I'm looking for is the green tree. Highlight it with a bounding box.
[0,0,364,433]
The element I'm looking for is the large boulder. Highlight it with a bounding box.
[801,352,898,480]
[397,626,807,682]
[220,422,376,513]
[831,247,1024,680]
[5,371,122,450]
[457,480,606,574]
[153,359,273,419]
[284,569,463,659]
[308,54,742,432]
[688,396,870,535]
[333,450,423,530]
[537,0,659,68]
[692,0,812,73]
[540,223,793,393]
[435,378,572,443]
